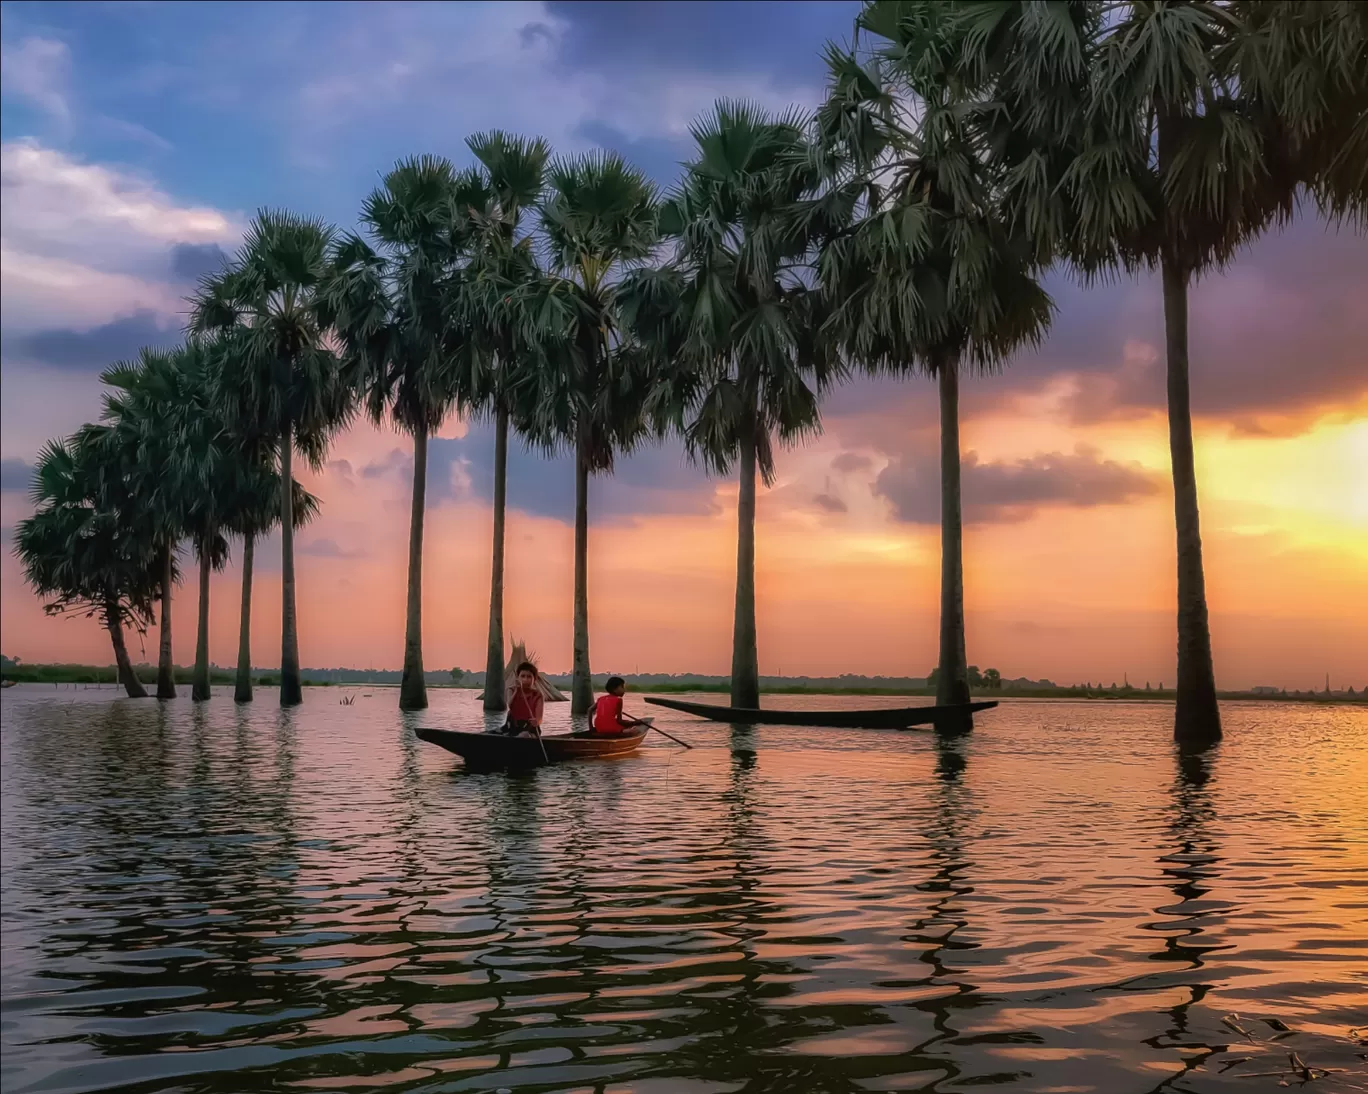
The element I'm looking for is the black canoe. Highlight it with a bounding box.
[644,696,997,729]
[415,725,649,767]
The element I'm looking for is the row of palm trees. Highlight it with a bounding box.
[16,2,1366,745]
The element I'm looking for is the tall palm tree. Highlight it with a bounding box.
[462,130,552,713]
[531,153,659,714]
[915,0,1367,745]
[87,346,210,700]
[225,465,318,704]
[191,211,354,707]
[15,436,159,698]
[816,28,1053,725]
[328,158,484,711]
[623,102,839,709]
[140,340,230,703]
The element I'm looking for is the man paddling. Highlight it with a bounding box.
[592,677,647,736]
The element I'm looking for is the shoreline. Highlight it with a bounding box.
[2,666,1361,705]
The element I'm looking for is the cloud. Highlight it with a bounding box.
[169,241,229,282]
[296,537,364,559]
[874,444,1162,525]
[250,1,841,177]
[0,140,239,333]
[11,310,182,371]
[831,451,872,473]
[989,219,1368,428]
[544,1,856,83]
[1,37,72,134]
[0,459,35,494]
[360,448,414,481]
[428,424,718,523]
[813,492,848,513]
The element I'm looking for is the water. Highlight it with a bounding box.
[2,686,1365,1094]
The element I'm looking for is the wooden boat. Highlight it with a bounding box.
[415,725,649,768]
[0,679,16,689]
[644,696,997,729]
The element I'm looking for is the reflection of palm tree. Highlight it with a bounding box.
[900,734,989,1082]
[1136,743,1227,1087]
[2,701,323,1070]
[661,727,893,1088]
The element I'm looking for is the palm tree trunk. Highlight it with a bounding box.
[1162,255,1221,746]
[235,532,254,703]
[279,430,303,707]
[105,602,147,698]
[399,423,429,711]
[571,411,593,716]
[483,401,509,711]
[157,543,176,699]
[936,363,972,728]
[731,426,760,709]
[192,531,213,701]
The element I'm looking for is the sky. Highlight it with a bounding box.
[1,0,1365,690]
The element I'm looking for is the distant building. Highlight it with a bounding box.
[1251,686,1280,695]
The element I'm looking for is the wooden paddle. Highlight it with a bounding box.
[629,716,692,750]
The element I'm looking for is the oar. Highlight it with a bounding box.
[631,716,692,750]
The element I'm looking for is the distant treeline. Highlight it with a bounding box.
[3,658,1361,702]
[0,660,457,688]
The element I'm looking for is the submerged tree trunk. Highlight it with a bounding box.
[279,431,303,707]
[731,426,760,709]
[157,544,176,699]
[106,602,148,698]
[571,412,593,716]
[192,531,213,701]
[936,364,971,728]
[399,423,429,711]
[483,402,510,711]
[1162,256,1221,746]
[235,532,255,703]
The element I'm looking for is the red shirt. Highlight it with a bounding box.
[593,694,624,734]
[508,687,544,725]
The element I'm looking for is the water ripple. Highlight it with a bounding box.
[2,688,1365,1092]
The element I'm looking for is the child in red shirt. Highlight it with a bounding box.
[592,677,642,735]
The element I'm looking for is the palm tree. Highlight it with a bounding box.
[191,211,354,707]
[86,347,209,700]
[816,28,1053,725]
[623,102,839,709]
[15,436,159,698]
[327,158,484,711]
[531,153,659,714]
[915,0,1367,745]
[461,130,552,713]
[225,466,318,704]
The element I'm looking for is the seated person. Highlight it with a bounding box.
[592,676,644,736]
[503,661,545,737]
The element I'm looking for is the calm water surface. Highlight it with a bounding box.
[2,686,1365,1093]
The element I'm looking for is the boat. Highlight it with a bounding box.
[415,724,649,768]
[0,679,16,689]
[644,696,997,729]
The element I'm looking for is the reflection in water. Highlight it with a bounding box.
[1,689,1365,1093]
[902,735,990,1088]
[1142,744,1227,1086]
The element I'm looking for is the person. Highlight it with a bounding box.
[503,661,544,737]
[592,676,645,736]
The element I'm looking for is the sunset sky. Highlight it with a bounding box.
[2,1,1365,691]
